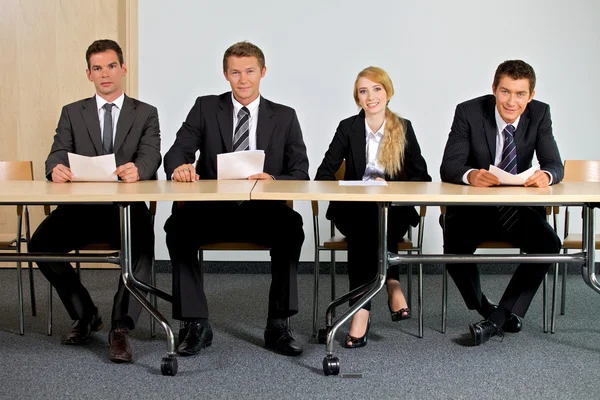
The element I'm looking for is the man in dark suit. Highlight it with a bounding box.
[440,60,563,345]
[29,39,161,362]
[164,41,309,357]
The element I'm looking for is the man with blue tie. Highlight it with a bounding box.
[440,60,563,345]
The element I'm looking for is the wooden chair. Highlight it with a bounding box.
[440,205,554,334]
[312,160,428,338]
[0,161,37,335]
[46,201,158,336]
[556,160,600,317]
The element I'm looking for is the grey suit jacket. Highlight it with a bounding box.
[46,95,161,180]
[163,92,309,181]
[440,95,563,185]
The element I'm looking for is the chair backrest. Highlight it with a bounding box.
[0,161,34,181]
[563,160,600,182]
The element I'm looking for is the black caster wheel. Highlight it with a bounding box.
[161,356,178,376]
[323,355,340,376]
[317,327,330,344]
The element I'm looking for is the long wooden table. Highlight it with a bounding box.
[1,180,599,376]
[251,180,600,375]
[0,180,257,376]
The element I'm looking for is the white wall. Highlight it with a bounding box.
[139,0,600,262]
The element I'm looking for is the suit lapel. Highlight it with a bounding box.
[113,95,136,153]
[482,97,497,163]
[81,97,103,155]
[514,108,530,172]
[217,94,234,152]
[350,113,367,178]
[256,96,274,150]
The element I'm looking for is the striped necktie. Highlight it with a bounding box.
[498,124,518,229]
[233,107,250,152]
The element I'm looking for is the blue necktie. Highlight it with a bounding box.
[498,124,518,229]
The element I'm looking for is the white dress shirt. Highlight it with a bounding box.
[232,93,260,150]
[362,120,386,181]
[95,93,124,145]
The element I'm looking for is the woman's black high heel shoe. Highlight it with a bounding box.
[342,317,371,349]
[389,303,411,322]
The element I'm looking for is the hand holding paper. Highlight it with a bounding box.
[217,150,265,180]
[67,153,118,182]
[489,164,538,186]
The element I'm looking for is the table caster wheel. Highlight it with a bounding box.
[323,355,340,376]
[317,327,329,344]
[161,356,178,376]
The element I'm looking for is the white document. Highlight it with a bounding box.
[217,150,265,180]
[339,180,388,187]
[489,165,538,185]
[67,153,118,182]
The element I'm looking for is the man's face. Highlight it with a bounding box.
[86,50,126,101]
[224,56,266,106]
[492,75,535,124]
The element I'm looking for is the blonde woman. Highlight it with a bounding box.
[315,67,431,348]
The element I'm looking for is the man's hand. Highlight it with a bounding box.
[524,170,550,188]
[173,164,198,182]
[247,173,274,180]
[115,162,140,183]
[51,164,73,183]
[467,169,500,187]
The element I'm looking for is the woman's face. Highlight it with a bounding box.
[356,77,387,117]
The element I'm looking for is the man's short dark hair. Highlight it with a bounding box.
[86,39,124,69]
[493,60,536,93]
[223,41,265,72]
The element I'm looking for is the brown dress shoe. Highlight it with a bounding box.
[108,328,132,363]
[62,312,104,345]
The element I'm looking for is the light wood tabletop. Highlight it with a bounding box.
[0,180,257,204]
[250,181,600,205]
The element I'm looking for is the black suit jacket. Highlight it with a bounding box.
[46,95,162,180]
[164,92,309,181]
[315,111,431,223]
[440,95,563,185]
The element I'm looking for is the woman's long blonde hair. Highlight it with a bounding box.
[353,66,406,178]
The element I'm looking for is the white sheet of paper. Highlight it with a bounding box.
[489,165,538,185]
[67,153,118,182]
[339,180,388,187]
[217,150,265,180]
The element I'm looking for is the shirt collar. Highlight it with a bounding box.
[494,106,520,133]
[96,93,125,112]
[364,119,385,138]
[232,93,260,118]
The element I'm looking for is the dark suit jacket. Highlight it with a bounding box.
[163,92,309,181]
[46,95,162,180]
[440,95,563,185]
[315,111,432,224]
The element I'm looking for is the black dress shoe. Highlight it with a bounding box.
[502,313,522,333]
[264,324,303,356]
[477,296,498,319]
[109,328,132,363]
[469,319,504,346]
[177,321,213,356]
[62,311,103,345]
[342,318,371,349]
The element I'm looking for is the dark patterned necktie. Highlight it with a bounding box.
[102,103,115,154]
[233,107,250,152]
[498,124,518,229]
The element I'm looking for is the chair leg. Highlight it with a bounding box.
[47,282,52,336]
[16,214,24,335]
[24,206,36,317]
[150,256,156,337]
[312,249,320,337]
[542,273,548,333]
[418,262,423,338]
[560,249,567,315]
[406,253,413,311]
[550,263,558,333]
[441,265,447,334]
[330,250,336,318]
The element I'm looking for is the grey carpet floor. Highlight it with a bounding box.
[0,269,599,400]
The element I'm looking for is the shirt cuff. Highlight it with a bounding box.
[542,170,553,185]
[462,169,476,185]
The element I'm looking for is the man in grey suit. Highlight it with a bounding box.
[163,41,309,357]
[440,60,563,345]
[29,39,161,363]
